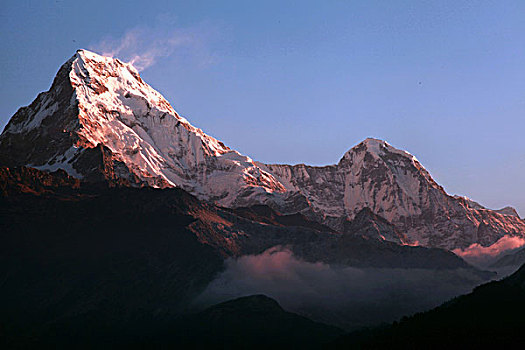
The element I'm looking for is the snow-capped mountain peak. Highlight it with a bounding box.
[342,137,419,166]
[70,49,229,158]
[1,49,524,252]
[1,49,287,201]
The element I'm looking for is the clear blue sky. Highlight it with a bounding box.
[1,1,524,215]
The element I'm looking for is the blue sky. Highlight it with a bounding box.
[1,1,524,215]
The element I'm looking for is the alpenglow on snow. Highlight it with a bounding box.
[1,49,524,252]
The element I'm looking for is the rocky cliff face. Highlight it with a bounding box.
[1,49,523,251]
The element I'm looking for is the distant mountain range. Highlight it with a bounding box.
[1,49,524,252]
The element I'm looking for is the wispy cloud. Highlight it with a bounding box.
[89,16,219,71]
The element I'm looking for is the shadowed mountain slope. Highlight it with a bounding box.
[331,264,525,348]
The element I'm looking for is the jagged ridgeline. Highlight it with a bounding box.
[1,49,524,252]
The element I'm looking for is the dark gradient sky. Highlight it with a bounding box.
[1,1,524,215]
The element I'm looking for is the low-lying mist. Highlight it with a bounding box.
[194,247,489,330]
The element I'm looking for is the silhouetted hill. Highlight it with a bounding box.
[167,295,343,348]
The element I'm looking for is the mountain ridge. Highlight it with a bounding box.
[1,49,524,252]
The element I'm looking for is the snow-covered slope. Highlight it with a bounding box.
[266,139,525,250]
[0,49,285,205]
[1,49,524,251]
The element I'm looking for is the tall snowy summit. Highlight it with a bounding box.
[1,49,524,251]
